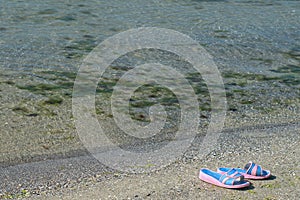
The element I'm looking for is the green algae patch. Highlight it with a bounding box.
[95,107,105,115]
[37,8,58,15]
[250,58,273,64]
[16,78,75,97]
[199,103,212,111]
[56,15,76,21]
[239,99,255,105]
[67,39,97,51]
[129,84,179,109]
[222,71,280,82]
[269,64,300,86]
[96,81,115,93]
[130,100,155,108]
[282,47,300,61]
[11,105,39,117]
[12,105,30,113]
[40,70,77,79]
[270,65,300,74]
[17,83,60,94]
[278,74,300,86]
[57,81,74,89]
[3,80,15,85]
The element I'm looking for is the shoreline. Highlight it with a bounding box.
[0,120,299,168]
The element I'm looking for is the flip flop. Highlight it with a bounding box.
[217,161,271,180]
[199,168,250,189]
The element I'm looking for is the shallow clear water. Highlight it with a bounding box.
[0,0,300,123]
[0,0,299,74]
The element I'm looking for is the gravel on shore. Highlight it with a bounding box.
[1,122,299,200]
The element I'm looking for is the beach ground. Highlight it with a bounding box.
[1,122,299,200]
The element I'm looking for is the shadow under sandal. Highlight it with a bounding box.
[199,168,250,189]
[217,161,271,180]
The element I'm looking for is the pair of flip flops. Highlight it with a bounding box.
[199,161,271,189]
